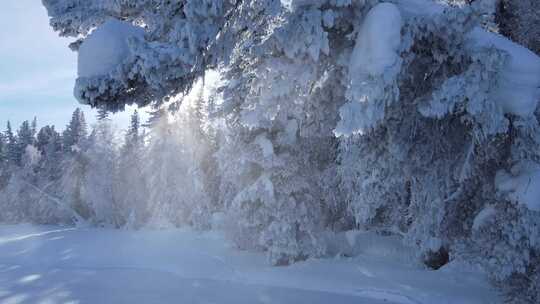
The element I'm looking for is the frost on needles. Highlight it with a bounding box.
[23,0,540,302]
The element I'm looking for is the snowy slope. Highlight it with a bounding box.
[0,225,500,304]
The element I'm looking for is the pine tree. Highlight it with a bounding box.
[31,117,38,138]
[143,108,166,128]
[37,126,56,154]
[0,132,8,189]
[42,0,540,300]
[82,117,120,226]
[63,108,88,153]
[0,133,6,165]
[5,121,19,166]
[116,109,148,227]
[96,108,109,121]
[125,110,141,150]
[496,0,540,55]
[37,125,63,180]
[17,120,35,158]
[58,109,91,222]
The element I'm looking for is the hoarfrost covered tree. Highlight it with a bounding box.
[42,0,232,110]
[126,110,142,148]
[0,145,41,223]
[495,0,540,55]
[16,121,36,165]
[42,0,540,300]
[144,82,215,229]
[4,122,18,166]
[144,114,188,228]
[0,120,72,224]
[33,125,73,224]
[62,108,88,152]
[60,109,91,220]
[0,133,7,188]
[0,133,5,161]
[36,125,63,182]
[117,110,149,228]
[212,0,355,264]
[336,1,540,301]
[179,77,221,230]
[82,116,121,226]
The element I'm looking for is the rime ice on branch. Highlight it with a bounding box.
[41,0,540,302]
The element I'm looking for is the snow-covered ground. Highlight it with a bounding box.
[0,225,500,304]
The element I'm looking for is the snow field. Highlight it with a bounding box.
[0,225,500,304]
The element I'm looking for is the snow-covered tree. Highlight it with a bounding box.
[31,117,38,137]
[42,0,540,300]
[82,117,121,226]
[0,134,7,190]
[125,110,142,148]
[0,128,73,225]
[144,84,214,229]
[116,110,149,228]
[0,134,5,153]
[42,0,232,110]
[0,145,40,223]
[16,120,36,164]
[335,2,540,302]
[212,1,357,264]
[63,108,88,153]
[36,125,63,179]
[0,133,6,168]
[60,109,91,220]
[177,78,220,230]
[495,0,540,55]
[4,122,18,166]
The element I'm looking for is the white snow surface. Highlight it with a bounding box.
[467,27,540,117]
[495,162,540,212]
[0,224,500,304]
[350,3,403,77]
[78,19,144,78]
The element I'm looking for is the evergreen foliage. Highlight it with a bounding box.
[1,0,537,301]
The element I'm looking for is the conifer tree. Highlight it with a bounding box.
[60,108,90,220]
[37,125,63,180]
[117,109,148,227]
[125,110,141,150]
[0,133,6,165]
[63,108,88,153]
[0,133,8,189]
[17,120,36,160]
[31,117,38,138]
[5,121,19,166]
[83,115,120,226]
[41,0,540,300]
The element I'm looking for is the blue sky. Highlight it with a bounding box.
[0,0,136,132]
